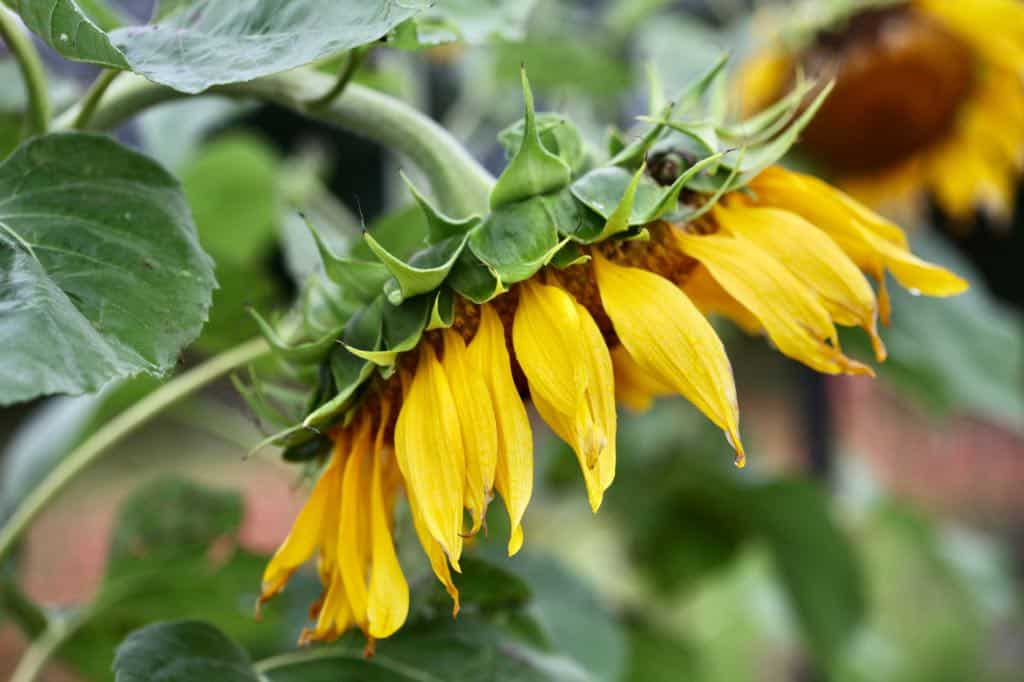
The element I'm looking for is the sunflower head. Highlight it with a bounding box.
[738,0,1024,220]
[246,60,966,647]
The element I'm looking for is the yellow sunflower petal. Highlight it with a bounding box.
[592,253,745,463]
[367,453,409,639]
[682,265,763,334]
[471,304,533,556]
[261,445,342,603]
[442,329,498,535]
[301,569,352,644]
[714,203,886,360]
[674,231,874,378]
[610,345,673,413]
[338,419,373,629]
[408,485,460,616]
[748,166,967,303]
[528,301,615,511]
[394,344,465,568]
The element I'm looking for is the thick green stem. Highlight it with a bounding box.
[0,8,50,136]
[54,69,495,218]
[0,339,270,565]
[71,69,121,130]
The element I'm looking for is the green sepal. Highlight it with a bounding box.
[429,288,456,330]
[364,231,470,305]
[607,127,628,158]
[347,294,433,366]
[549,242,590,269]
[719,77,816,144]
[402,172,481,242]
[448,249,506,303]
[489,69,573,209]
[299,277,356,339]
[250,309,344,366]
[307,218,390,302]
[282,433,333,463]
[608,55,729,170]
[674,150,744,222]
[497,112,589,175]
[303,299,384,428]
[570,151,726,242]
[470,189,575,284]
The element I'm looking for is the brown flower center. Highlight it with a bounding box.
[797,3,976,173]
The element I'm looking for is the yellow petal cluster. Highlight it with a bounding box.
[261,165,966,648]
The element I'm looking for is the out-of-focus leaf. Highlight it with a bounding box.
[113,620,260,682]
[180,135,284,352]
[0,60,78,158]
[261,617,590,682]
[624,624,700,682]
[139,99,243,172]
[7,0,427,93]
[0,133,215,405]
[395,0,539,47]
[495,39,630,100]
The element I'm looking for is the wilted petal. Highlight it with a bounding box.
[408,486,460,616]
[593,253,744,463]
[674,231,874,378]
[714,203,886,360]
[471,304,532,556]
[394,344,465,568]
[442,329,498,534]
[261,443,343,603]
[367,453,409,639]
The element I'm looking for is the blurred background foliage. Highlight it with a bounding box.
[1,0,1022,680]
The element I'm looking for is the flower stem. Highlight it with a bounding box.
[0,338,270,565]
[71,69,122,130]
[54,69,495,218]
[0,8,50,136]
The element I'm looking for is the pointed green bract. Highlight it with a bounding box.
[308,221,390,303]
[250,310,345,365]
[497,112,589,175]
[402,172,481,242]
[364,232,469,305]
[448,249,506,303]
[345,294,433,366]
[489,70,573,209]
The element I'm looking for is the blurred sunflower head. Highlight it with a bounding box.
[739,0,1024,222]
[250,63,966,648]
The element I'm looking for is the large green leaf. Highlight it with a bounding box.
[0,133,215,405]
[7,0,427,94]
[113,620,260,682]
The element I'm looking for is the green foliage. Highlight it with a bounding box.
[6,0,427,93]
[55,477,308,680]
[610,402,866,666]
[113,621,260,682]
[394,0,539,47]
[181,135,285,353]
[0,133,215,405]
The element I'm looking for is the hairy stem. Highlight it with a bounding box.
[0,338,270,565]
[54,69,495,218]
[0,8,50,136]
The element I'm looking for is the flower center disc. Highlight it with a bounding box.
[797,4,975,173]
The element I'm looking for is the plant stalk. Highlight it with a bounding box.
[0,8,50,136]
[53,69,495,218]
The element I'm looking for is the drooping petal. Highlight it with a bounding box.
[442,329,498,534]
[674,231,874,378]
[593,253,745,462]
[408,486,460,616]
[714,203,886,360]
[471,304,532,556]
[338,418,373,630]
[610,345,673,413]
[682,265,763,334]
[300,569,352,645]
[367,453,409,639]
[529,299,615,512]
[748,166,967,312]
[394,344,465,568]
[261,443,343,604]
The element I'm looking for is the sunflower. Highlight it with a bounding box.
[739,0,1024,222]
[251,65,967,648]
